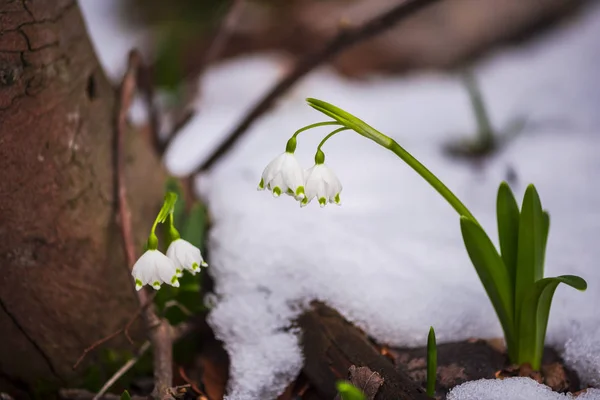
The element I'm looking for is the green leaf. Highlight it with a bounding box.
[306,98,392,148]
[496,182,520,288]
[515,185,545,327]
[336,381,366,400]
[426,327,437,397]
[165,177,186,228]
[182,202,208,250]
[541,211,550,267]
[460,216,515,358]
[120,390,132,400]
[517,275,587,370]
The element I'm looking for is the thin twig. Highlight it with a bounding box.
[59,388,146,400]
[189,0,440,174]
[72,330,126,371]
[160,0,247,154]
[73,293,156,370]
[93,341,151,400]
[115,50,175,400]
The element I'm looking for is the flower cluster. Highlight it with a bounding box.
[131,193,208,291]
[258,131,343,207]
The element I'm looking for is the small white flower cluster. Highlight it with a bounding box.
[132,238,208,291]
[258,151,342,207]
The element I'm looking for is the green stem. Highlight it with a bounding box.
[317,127,349,151]
[314,127,349,164]
[462,70,494,147]
[292,121,342,139]
[388,140,477,221]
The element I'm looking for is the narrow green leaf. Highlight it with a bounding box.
[541,211,550,267]
[515,185,545,326]
[426,327,437,397]
[496,182,520,287]
[182,202,208,250]
[336,381,366,400]
[165,177,186,228]
[460,217,515,359]
[120,390,132,400]
[517,275,587,370]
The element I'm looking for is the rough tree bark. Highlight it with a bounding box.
[0,0,165,396]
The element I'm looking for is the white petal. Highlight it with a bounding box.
[302,163,342,207]
[261,153,286,186]
[132,250,163,289]
[281,154,304,193]
[167,239,207,274]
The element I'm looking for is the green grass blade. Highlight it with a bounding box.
[496,182,520,287]
[515,185,545,326]
[165,177,186,228]
[517,275,587,370]
[336,381,366,400]
[426,327,437,397]
[460,216,515,358]
[541,211,550,267]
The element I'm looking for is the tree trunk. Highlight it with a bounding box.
[0,0,165,396]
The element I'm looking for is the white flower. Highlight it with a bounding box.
[166,238,208,275]
[301,163,342,207]
[131,249,180,290]
[258,152,305,200]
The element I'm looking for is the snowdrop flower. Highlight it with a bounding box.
[132,249,180,290]
[258,138,305,200]
[167,238,208,275]
[301,162,342,207]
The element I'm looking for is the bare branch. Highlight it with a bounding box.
[93,341,151,400]
[159,0,247,154]
[190,0,440,174]
[115,50,176,400]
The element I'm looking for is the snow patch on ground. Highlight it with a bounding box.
[447,378,600,400]
[193,6,600,398]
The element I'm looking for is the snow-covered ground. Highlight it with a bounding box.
[80,1,600,399]
[448,378,600,400]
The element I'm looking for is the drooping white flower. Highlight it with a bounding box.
[301,163,342,207]
[166,238,208,275]
[258,152,305,200]
[131,249,180,290]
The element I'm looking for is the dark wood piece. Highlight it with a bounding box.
[297,302,430,400]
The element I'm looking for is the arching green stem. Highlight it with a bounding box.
[306,98,477,222]
[314,127,350,164]
[388,139,476,221]
[286,121,342,152]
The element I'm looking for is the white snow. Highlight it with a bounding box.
[79,2,600,399]
[447,378,600,400]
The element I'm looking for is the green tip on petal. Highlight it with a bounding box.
[170,276,179,287]
[201,261,208,267]
[176,268,183,277]
[135,279,143,290]
[318,197,327,207]
[334,193,341,205]
[295,186,305,200]
[192,262,199,271]
[300,197,309,207]
[273,187,282,197]
[286,188,295,196]
[257,178,265,190]
[152,281,161,290]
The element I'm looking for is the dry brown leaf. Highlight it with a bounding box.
[348,365,384,400]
